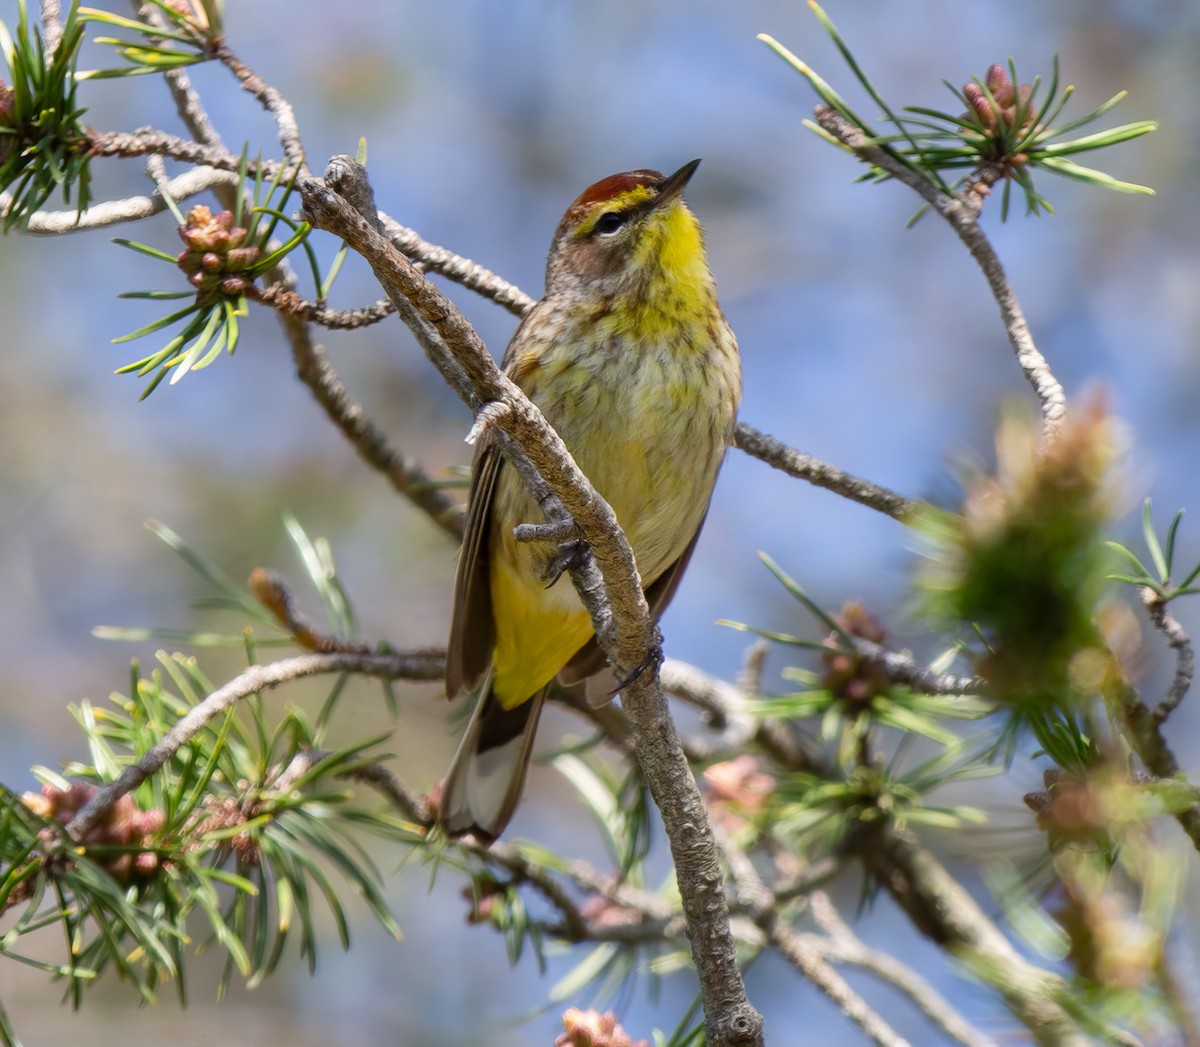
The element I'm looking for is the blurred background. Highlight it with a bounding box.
[1,0,1198,1043]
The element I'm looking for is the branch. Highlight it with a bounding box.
[39,0,63,54]
[282,306,463,540]
[9,166,237,234]
[344,760,599,942]
[669,660,1095,1044]
[851,637,985,696]
[660,657,758,758]
[142,149,461,541]
[733,423,921,522]
[214,43,306,171]
[858,825,1094,1046]
[162,62,223,148]
[812,107,1067,438]
[356,194,930,533]
[88,128,276,176]
[298,162,763,1047]
[249,283,397,330]
[1143,592,1194,721]
[377,211,535,317]
[808,891,998,1047]
[708,820,911,1047]
[64,649,443,841]
[1113,674,1200,853]
[767,923,912,1047]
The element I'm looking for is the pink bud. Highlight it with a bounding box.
[986,64,1014,107]
[963,83,995,129]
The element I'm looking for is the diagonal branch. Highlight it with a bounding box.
[64,649,444,841]
[707,820,912,1047]
[734,422,922,521]
[808,891,998,1047]
[812,106,1066,438]
[134,80,460,541]
[214,43,306,171]
[859,825,1096,1047]
[280,297,463,540]
[298,161,764,1047]
[377,211,535,317]
[671,659,1096,1045]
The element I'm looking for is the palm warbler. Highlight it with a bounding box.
[441,159,741,840]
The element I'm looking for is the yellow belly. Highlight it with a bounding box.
[488,304,740,708]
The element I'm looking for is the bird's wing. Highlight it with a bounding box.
[445,433,504,700]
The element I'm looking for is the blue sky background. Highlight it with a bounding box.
[1,1,1198,1043]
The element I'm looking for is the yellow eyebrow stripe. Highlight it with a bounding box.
[573,185,656,237]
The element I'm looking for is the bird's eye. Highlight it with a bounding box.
[593,211,627,236]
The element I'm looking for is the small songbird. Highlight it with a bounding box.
[440,160,741,841]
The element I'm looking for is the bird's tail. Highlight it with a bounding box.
[439,672,547,843]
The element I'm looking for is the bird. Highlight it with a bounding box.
[440,159,741,841]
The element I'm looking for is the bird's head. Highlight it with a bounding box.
[545,159,709,300]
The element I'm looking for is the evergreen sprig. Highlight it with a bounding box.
[0,654,404,1013]
[1108,499,1200,603]
[77,1,224,78]
[759,3,1156,220]
[111,159,318,398]
[0,0,91,229]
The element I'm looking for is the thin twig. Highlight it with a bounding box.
[809,891,998,1047]
[768,923,913,1047]
[8,167,237,234]
[377,212,535,318]
[858,825,1092,1046]
[661,657,757,757]
[64,650,444,841]
[1143,592,1195,721]
[668,660,1096,1044]
[172,133,460,543]
[163,65,223,148]
[709,820,912,1047]
[852,637,985,696]
[132,2,223,149]
[737,640,770,698]
[214,44,306,171]
[299,164,764,1047]
[343,759,589,939]
[812,106,1067,438]
[248,567,373,653]
[249,284,397,330]
[769,854,841,906]
[734,423,922,522]
[88,128,278,176]
[284,311,463,540]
